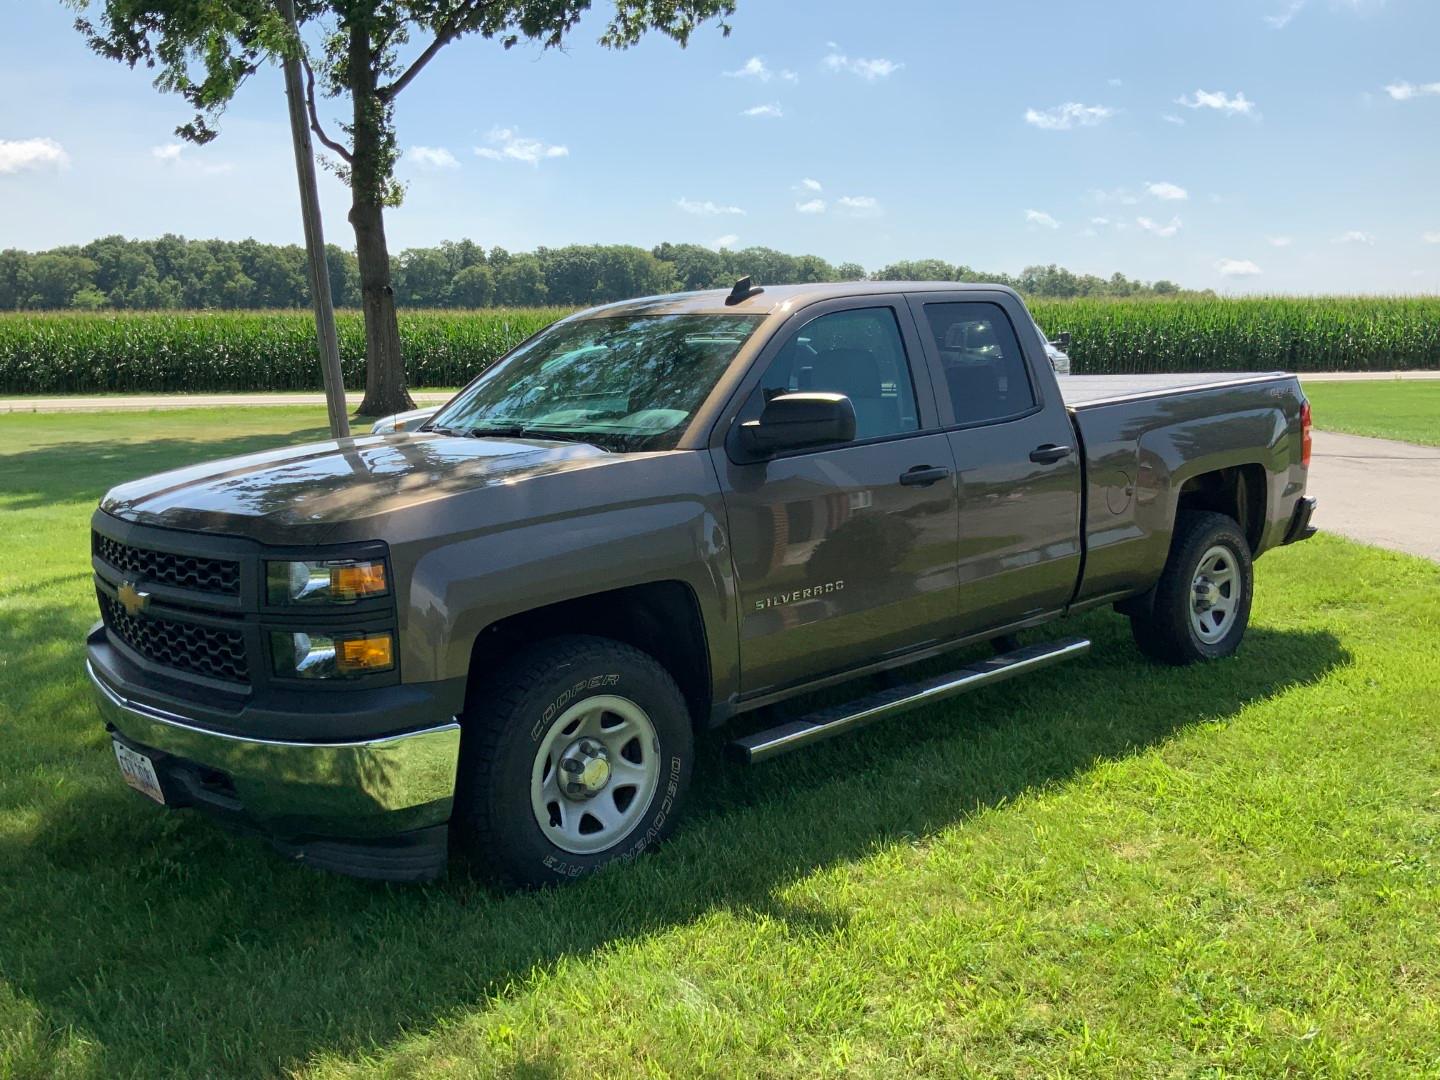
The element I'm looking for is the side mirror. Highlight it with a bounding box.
[1050,331,1072,350]
[737,392,856,459]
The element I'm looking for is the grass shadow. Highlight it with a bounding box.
[0,604,1348,1078]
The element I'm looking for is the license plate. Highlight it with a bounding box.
[113,740,165,805]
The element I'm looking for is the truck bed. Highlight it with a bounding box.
[1058,372,1288,409]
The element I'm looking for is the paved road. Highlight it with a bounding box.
[3,370,1438,414]
[0,391,455,414]
[1307,431,1440,562]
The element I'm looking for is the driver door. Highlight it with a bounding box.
[712,298,961,698]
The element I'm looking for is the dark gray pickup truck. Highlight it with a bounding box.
[87,281,1317,884]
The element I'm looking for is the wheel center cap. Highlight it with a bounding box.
[1194,578,1219,610]
[558,739,611,799]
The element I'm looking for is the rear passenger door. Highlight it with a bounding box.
[713,297,960,697]
[907,293,1082,634]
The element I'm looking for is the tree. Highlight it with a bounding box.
[68,0,737,415]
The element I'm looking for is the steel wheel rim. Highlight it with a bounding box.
[1190,544,1241,644]
[530,694,660,855]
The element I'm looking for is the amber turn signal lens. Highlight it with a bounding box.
[337,633,394,674]
[330,562,388,601]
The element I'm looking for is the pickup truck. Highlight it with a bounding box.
[86,280,1317,885]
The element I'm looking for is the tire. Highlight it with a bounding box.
[452,634,693,887]
[1129,510,1253,666]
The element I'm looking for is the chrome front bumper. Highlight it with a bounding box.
[88,662,462,839]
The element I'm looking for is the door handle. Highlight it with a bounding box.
[1029,444,1073,464]
[899,465,951,487]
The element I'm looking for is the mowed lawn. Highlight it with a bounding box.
[1304,379,1440,446]
[2,409,1439,1079]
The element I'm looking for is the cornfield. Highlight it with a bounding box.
[0,308,571,395]
[1,297,1437,395]
[1029,296,1440,375]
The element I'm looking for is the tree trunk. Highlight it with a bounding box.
[350,193,410,417]
[347,20,412,419]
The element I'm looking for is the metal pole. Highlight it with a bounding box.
[278,0,350,438]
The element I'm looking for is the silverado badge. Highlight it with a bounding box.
[116,581,151,617]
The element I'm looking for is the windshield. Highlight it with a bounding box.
[428,313,764,451]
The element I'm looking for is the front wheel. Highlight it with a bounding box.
[452,635,693,887]
[1129,510,1254,665]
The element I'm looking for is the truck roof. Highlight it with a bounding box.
[573,281,1022,319]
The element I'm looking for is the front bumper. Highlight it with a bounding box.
[89,662,462,880]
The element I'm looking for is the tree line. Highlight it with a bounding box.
[0,235,1193,313]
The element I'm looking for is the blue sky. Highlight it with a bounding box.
[2,0,1438,294]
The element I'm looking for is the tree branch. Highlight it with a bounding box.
[302,55,353,163]
[378,0,489,101]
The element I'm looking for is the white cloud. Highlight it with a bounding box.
[724,57,797,83]
[1162,114,1186,126]
[1107,77,1124,87]
[1423,231,1440,244]
[150,142,233,175]
[1137,216,1182,238]
[0,137,69,174]
[1265,0,1306,28]
[676,197,745,216]
[822,49,903,81]
[474,127,568,165]
[799,177,822,192]
[712,234,739,250]
[1092,186,1140,205]
[1333,230,1374,244]
[742,103,783,118]
[408,145,459,170]
[1216,258,1262,276]
[1024,102,1114,130]
[1090,217,1112,226]
[1175,89,1257,116]
[1267,236,1294,247]
[1025,209,1060,229]
[1383,81,1440,101]
[836,195,882,217]
[1146,181,1188,201]
[795,198,826,214]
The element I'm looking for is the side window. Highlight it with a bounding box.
[743,307,920,442]
[922,302,1038,426]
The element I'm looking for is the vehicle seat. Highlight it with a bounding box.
[813,347,899,440]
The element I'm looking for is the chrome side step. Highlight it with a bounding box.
[728,637,1091,764]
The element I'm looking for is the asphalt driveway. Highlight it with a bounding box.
[1307,431,1440,562]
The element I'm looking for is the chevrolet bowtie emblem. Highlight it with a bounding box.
[116,581,151,617]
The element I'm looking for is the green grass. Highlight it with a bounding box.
[2,410,1439,1078]
[1304,379,1440,446]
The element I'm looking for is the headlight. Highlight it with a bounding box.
[266,559,388,605]
[270,631,395,679]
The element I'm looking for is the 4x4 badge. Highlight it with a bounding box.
[116,581,151,617]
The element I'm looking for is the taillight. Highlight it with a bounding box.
[1300,400,1312,468]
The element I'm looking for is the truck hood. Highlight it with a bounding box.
[100,432,614,540]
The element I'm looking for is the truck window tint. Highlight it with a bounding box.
[922,302,1037,425]
[746,307,920,442]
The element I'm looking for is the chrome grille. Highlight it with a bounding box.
[93,532,240,596]
[98,591,249,683]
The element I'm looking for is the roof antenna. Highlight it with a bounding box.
[725,275,765,305]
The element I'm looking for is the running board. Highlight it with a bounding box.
[728,637,1091,764]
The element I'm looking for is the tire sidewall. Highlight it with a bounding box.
[473,642,692,884]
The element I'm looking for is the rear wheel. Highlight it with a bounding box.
[1129,511,1253,665]
[452,635,693,887]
